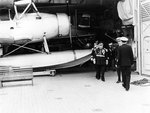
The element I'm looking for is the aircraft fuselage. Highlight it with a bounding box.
[0,13,70,44]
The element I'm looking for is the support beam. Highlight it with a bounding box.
[43,32,50,54]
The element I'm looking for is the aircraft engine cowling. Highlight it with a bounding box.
[0,0,14,8]
[56,13,70,36]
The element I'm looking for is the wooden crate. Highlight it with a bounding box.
[0,66,33,87]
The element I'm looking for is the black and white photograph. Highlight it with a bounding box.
[0,0,150,113]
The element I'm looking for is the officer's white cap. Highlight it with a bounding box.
[120,37,128,42]
[116,37,121,41]
[109,43,113,46]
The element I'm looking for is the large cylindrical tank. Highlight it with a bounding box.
[0,0,14,8]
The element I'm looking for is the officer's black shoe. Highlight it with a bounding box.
[116,80,121,83]
[96,76,100,80]
[96,78,100,80]
[126,88,129,91]
[125,86,129,91]
[122,84,125,88]
[101,78,105,82]
[102,79,105,82]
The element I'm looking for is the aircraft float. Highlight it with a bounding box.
[0,0,92,75]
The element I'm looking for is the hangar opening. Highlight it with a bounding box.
[0,0,144,74]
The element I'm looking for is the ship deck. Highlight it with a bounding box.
[0,70,150,113]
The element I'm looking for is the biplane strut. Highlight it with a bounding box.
[14,0,41,19]
[43,32,50,54]
[2,32,50,57]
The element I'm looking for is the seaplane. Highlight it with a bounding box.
[0,0,92,75]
